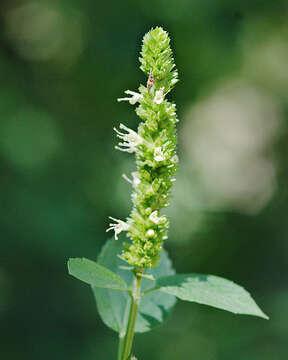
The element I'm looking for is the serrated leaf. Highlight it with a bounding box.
[68,258,128,290]
[92,238,176,334]
[156,274,268,319]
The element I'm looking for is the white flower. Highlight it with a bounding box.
[149,210,166,225]
[171,72,178,85]
[122,172,141,188]
[171,154,179,163]
[154,146,166,162]
[146,229,155,238]
[131,172,141,187]
[106,217,129,240]
[154,88,165,104]
[114,124,143,153]
[117,90,143,105]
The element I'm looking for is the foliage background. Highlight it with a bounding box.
[1,0,287,359]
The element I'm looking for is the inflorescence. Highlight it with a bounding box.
[107,27,179,269]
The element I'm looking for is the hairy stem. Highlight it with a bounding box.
[119,271,143,360]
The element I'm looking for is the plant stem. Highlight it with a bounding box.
[118,271,143,360]
[117,335,125,360]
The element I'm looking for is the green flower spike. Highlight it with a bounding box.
[108,27,179,269]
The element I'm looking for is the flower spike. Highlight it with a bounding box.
[110,27,179,268]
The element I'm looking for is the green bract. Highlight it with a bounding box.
[108,27,179,268]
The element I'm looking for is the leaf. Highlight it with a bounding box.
[156,274,268,319]
[92,238,176,334]
[68,258,128,290]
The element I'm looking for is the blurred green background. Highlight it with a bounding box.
[1,0,288,359]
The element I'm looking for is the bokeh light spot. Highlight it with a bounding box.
[4,1,85,66]
[181,79,282,214]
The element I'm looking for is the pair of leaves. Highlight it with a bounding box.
[68,239,176,333]
[91,239,177,333]
[68,239,268,335]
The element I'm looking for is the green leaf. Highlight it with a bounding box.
[68,258,128,290]
[92,238,176,334]
[156,274,268,319]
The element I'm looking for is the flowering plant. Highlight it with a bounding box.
[67,27,268,360]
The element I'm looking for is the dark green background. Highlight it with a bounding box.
[1,0,287,359]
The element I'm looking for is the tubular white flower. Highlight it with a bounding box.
[171,78,178,85]
[149,210,166,225]
[106,217,129,240]
[171,154,179,163]
[154,88,165,104]
[122,172,141,188]
[154,146,166,162]
[117,90,143,105]
[114,123,143,153]
[131,172,141,187]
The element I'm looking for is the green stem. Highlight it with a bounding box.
[118,271,143,360]
[142,286,157,296]
[117,336,125,360]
